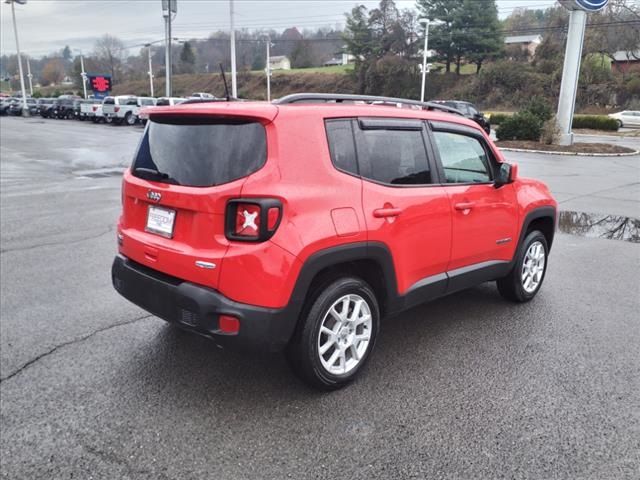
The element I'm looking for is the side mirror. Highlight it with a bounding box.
[494,162,516,188]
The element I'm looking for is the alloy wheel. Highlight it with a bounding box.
[317,294,372,375]
[521,241,545,293]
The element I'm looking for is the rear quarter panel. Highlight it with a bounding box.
[223,110,367,307]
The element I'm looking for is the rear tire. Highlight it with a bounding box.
[285,276,379,390]
[497,230,548,303]
[125,112,136,126]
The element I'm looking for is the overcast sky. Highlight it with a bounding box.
[1,0,558,58]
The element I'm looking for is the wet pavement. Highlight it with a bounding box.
[558,210,639,243]
[1,116,639,479]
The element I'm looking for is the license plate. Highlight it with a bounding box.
[146,206,176,238]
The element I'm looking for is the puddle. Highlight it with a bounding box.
[558,211,639,243]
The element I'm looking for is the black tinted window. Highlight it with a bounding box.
[355,124,432,185]
[132,117,267,187]
[325,120,358,175]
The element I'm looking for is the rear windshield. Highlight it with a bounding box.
[103,97,115,104]
[132,116,267,187]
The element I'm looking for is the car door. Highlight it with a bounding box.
[352,117,452,299]
[428,121,518,274]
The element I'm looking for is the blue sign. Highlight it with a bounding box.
[559,0,608,12]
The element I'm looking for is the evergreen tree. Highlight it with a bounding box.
[180,41,196,74]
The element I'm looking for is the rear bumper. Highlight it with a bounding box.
[111,254,297,352]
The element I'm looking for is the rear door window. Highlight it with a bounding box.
[354,119,432,185]
[132,117,267,187]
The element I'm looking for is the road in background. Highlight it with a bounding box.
[1,117,639,479]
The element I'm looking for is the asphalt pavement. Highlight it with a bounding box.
[1,116,639,479]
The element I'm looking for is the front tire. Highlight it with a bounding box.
[497,230,548,303]
[286,277,379,390]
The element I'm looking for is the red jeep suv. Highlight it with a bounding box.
[112,93,557,390]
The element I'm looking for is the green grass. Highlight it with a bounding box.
[0,80,12,93]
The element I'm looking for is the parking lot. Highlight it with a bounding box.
[1,116,639,479]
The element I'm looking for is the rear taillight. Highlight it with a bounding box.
[114,106,120,112]
[92,106,97,112]
[225,198,282,242]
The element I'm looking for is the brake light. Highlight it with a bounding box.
[92,106,98,112]
[226,199,282,242]
[114,106,120,112]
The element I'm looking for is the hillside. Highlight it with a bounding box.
[112,71,357,100]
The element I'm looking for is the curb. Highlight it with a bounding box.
[498,147,640,157]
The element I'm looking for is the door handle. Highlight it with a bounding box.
[454,202,475,211]
[373,207,402,218]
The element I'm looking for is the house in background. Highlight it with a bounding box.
[611,50,640,74]
[504,34,543,60]
[269,55,291,71]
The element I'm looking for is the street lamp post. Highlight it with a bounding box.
[80,55,87,99]
[73,49,88,99]
[145,44,155,97]
[6,0,29,116]
[265,37,272,102]
[26,56,33,96]
[419,18,430,103]
[229,0,237,98]
[162,0,177,97]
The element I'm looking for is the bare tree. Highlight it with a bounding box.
[93,34,126,83]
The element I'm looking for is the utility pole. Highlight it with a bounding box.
[419,18,430,103]
[162,0,176,97]
[265,37,272,102]
[80,54,87,99]
[145,45,155,97]
[7,0,29,116]
[26,56,33,96]
[229,0,237,98]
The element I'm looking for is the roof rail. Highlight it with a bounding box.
[274,93,464,116]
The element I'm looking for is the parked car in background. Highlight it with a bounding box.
[102,95,140,125]
[8,98,38,116]
[52,98,76,119]
[190,92,216,99]
[155,97,186,107]
[138,97,185,123]
[88,103,105,123]
[1,98,20,115]
[608,110,640,128]
[431,100,491,134]
[78,99,102,121]
[133,97,156,123]
[36,98,55,116]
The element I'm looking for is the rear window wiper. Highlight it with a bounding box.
[133,167,181,185]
